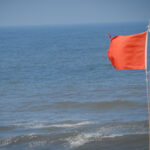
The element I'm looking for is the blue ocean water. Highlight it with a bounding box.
[0,22,149,150]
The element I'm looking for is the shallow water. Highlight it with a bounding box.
[0,22,149,150]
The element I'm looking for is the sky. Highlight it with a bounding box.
[0,0,150,27]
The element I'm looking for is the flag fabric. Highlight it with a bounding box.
[107,32,147,70]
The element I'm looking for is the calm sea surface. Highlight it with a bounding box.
[0,22,149,150]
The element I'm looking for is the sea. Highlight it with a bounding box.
[0,22,149,150]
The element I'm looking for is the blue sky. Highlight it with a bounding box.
[0,0,150,26]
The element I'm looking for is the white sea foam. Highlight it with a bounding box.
[66,132,101,148]
[15,121,92,129]
[51,121,92,128]
[103,132,146,139]
[103,134,123,138]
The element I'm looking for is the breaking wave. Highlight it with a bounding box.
[14,121,93,129]
[0,132,148,149]
[0,120,148,149]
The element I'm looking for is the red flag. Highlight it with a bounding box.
[107,32,147,70]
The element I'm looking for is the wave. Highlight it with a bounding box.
[70,133,148,150]
[66,120,148,148]
[0,133,41,146]
[0,132,77,147]
[18,100,146,112]
[2,120,148,134]
[52,100,146,110]
[0,132,148,149]
[66,132,101,148]
[0,125,16,131]
[0,120,148,149]
[14,121,93,129]
[66,132,132,148]
[101,120,148,129]
[50,121,92,128]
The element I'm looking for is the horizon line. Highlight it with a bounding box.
[0,20,148,28]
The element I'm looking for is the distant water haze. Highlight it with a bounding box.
[0,0,150,27]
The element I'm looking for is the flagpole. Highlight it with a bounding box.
[145,24,150,150]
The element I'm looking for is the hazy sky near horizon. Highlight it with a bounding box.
[0,0,150,26]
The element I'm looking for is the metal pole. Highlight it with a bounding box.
[145,24,150,150]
